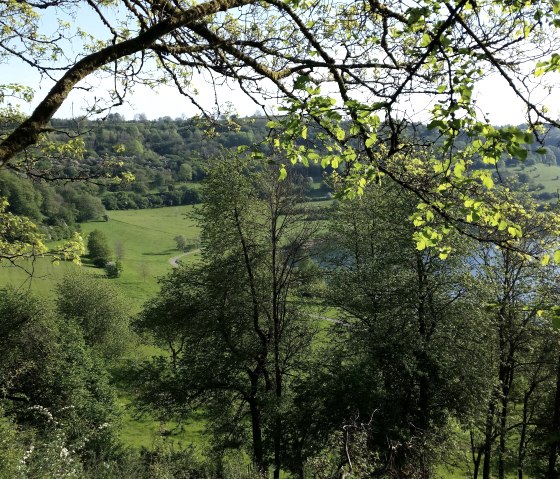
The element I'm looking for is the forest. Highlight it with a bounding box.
[1,153,560,478]
[3,0,560,477]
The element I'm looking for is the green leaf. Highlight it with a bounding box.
[508,226,521,238]
[481,175,494,190]
[453,161,465,178]
[278,165,287,181]
[293,74,311,90]
[365,134,377,148]
[335,128,345,141]
[416,237,427,251]
[420,32,431,47]
[516,148,528,161]
[554,250,560,264]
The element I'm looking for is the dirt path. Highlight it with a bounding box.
[169,249,200,268]
[309,313,349,326]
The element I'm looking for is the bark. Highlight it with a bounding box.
[473,448,482,479]
[547,353,560,479]
[482,399,496,479]
[248,391,265,471]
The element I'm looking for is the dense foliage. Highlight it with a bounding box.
[129,162,560,478]
[3,0,560,476]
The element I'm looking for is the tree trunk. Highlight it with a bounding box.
[248,392,265,472]
[482,399,496,479]
[498,391,509,479]
[547,353,560,478]
[471,431,483,479]
[517,389,532,479]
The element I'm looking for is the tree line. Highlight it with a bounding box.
[131,159,560,479]
[1,116,557,248]
[1,158,560,477]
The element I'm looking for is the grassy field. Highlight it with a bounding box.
[0,205,201,305]
[81,205,201,303]
[504,162,560,196]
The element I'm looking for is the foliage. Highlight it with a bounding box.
[56,271,132,358]
[0,288,120,465]
[87,229,112,268]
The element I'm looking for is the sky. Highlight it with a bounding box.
[2,5,560,125]
[4,57,546,125]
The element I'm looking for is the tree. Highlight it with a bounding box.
[178,163,193,181]
[0,288,119,461]
[135,159,319,475]
[56,271,132,358]
[2,0,560,256]
[464,197,560,479]
[87,229,112,267]
[174,235,187,251]
[300,182,491,477]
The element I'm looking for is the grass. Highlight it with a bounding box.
[117,394,207,451]
[503,162,560,196]
[0,205,201,305]
[81,205,201,303]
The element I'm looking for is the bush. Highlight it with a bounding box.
[181,186,201,205]
[105,260,123,278]
[87,230,112,267]
[56,272,132,358]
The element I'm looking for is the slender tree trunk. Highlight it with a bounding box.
[547,353,560,478]
[498,391,509,479]
[248,391,264,471]
[517,390,531,479]
[497,356,514,479]
[473,449,482,479]
[495,261,513,479]
[482,400,496,479]
[471,431,483,479]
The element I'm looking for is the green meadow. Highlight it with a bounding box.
[505,162,560,195]
[0,205,201,304]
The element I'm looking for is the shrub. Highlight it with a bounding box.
[105,260,123,278]
[87,230,112,267]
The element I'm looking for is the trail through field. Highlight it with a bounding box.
[309,313,349,326]
[169,249,201,267]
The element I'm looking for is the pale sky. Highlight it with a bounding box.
[2,5,560,125]
[4,61,552,125]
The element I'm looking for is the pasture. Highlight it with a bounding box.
[0,205,201,304]
[505,162,560,196]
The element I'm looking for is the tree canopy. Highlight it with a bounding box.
[2,0,560,257]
